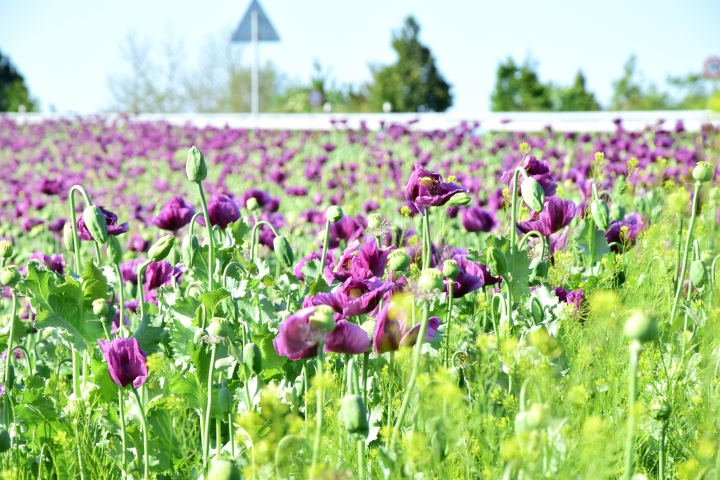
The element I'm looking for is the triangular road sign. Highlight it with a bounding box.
[231,0,280,42]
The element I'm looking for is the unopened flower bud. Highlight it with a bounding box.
[418,268,444,292]
[340,394,369,439]
[447,192,471,207]
[521,177,546,213]
[486,246,508,277]
[624,309,659,343]
[106,235,123,265]
[387,250,411,272]
[92,299,109,317]
[0,241,12,259]
[186,146,208,183]
[326,206,344,223]
[207,457,242,480]
[83,206,109,244]
[63,223,75,252]
[243,342,262,376]
[692,161,714,183]
[591,199,610,230]
[0,266,21,288]
[273,236,294,269]
[217,380,232,416]
[245,197,259,212]
[610,203,626,221]
[310,305,336,334]
[147,235,175,263]
[690,260,707,288]
[442,259,459,279]
[182,234,199,267]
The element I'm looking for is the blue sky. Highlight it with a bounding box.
[0,0,717,113]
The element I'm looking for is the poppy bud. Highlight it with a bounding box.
[206,317,229,337]
[610,203,626,221]
[448,366,465,389]
[292,370,305,405]
[692,161,714,183]
[624,309,659,344]
[63,223,75,252]
[419,268,444,292]
[273,236,295,269]
[92,299,109,317]
[218,380,232,416]
[310,305,336,334]
[0,427,10,453]
[243,342,262,376]
[521,177,546,213]
[0,241,12,259]
[207,457,242,480]
[690,260,707,288]
[83,206,109,244]
[427,417,450,462]
[106,235,122,265]
[0,266,21,288]
[326,206,344,223]
[442,259,459,279]
[514,411,531,435]
[186,146,208,183]
[246,197,259,212]
[446,192,471,207]
[650,398,671,421]
[387,250,410,272]
[529,258,548,281]
[526,403,549,429]
[181,234,199,267]
[590,199,610,230]
[147,235,175,263]
[485,246,508,277]
[367,214,382,230]
[340,394,369,439]
[530,297,544,325]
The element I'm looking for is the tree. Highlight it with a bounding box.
[610,55,670,110]
[555,71,600,111]
[0,48,37,112]
[490,58,553,112]
[369,16,452,112]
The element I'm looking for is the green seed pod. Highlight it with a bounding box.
[446,192,471,207]
[0,266,21,288]
[106,235,122,265]
[0,241,12,259]
[309,305,336,334]
[217,380,232,416]
[273,236,294,269]
[486,246,508,277]
[245,197,259,212]
[0,427,10,453]
[526,403,549,429]
[514,411,531,435]
[427,416,450,462]
[326,206,344,223]
[650,398,672,422]
[82,206,109,244]
[181,234,199,267]
[206,317,229,337]
[292,370,305,406]
[147,235,175,263]
[340,394,369,439]
[186,146,208,183]
[692,161,714,183]
[418,268,444,292]
[521,177,546,213]
[243,342,262,376]
[690,260,707,288]
[590,199,610,230]
[92,299,109,317]
[442,259,459,279]
[387,250,411,272]
[367,213,382,230]
[529,258,549,281]
[207,457,242,480]
[610,203,626,221]
[63,222,75,252]
[624,309,659,344]
[530,297,544,325]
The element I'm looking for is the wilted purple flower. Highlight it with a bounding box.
[29,250,66,274]
[373,302,441,354]
[405,163,467,210]
[144,261,182,290]
[206,194,241,230]
[77,206,129,241]
[153,196,195,231]
[449,254,501,298]
[120,259,144,285]
[460,207,497,233]
[98,338,148,388]
[517,197,576,236]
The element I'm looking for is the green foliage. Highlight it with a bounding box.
[490,57,554,112]
[369,16,453,112]
[610,55,671,110]
[556,71,601,111]
[0,48,37,112]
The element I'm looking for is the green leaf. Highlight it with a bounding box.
[229,219,252,246]
[199,288,231,319]
[131,315,165,353]
[82,259,108,308]
[170,376,204,411]
[575,219,610,265]
[255,333,286,377]
[23,263,55,311]
[506,249,532,299]
[301,259,322,284]
[91,358,119,403]
[166,294,201,327]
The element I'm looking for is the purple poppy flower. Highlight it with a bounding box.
[460,207,497,233]
[0,349,23,360]
[126,233,149,252]
[566,289,585,309]
[404,164,467,210]
[153,196,195,231]
[241,188,273,209]
[373,302,441,354]
[294,251,335,282]
[201,194,240,230]
[144,261,182,290]
[36,177,63,196]
[47,218,66,233]
[328,240,396,282]
[77,206,129,241]
[29,250,66,274]
[553,287,568,303]
[306,277,395,318]
[605,213,645,252]
[98,338,148,389]
[517,197,576,236]
[324,319,371,355]
[21,218,44,232]
[327,216,366,249]
[399,201,421,218]
[112,310,130,334]
[120,259,144,285]
[449,254,501,298]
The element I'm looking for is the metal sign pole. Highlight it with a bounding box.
[251,10,259,129]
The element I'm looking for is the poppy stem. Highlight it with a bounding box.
[113,263,126,337]
[444,281,454,369]
[310,341,325,475]
[195,182,215,290]
[422,207,431,269]
[670,181,702,328]
[658,420,667,480]
[3,289,17,427]
[249,220,281,263]
[318,218,332,280]
[131,388,149,480]
[136,260,152,321]
[624,341,641,480]
[118,386,127,477]
[203,343,218,473]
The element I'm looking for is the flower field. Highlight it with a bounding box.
[0,116,718,479]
